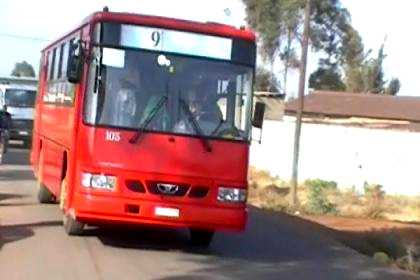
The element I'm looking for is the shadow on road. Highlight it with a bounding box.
[85,207,417,279]
[0,169,34,181]
[0,221,62,250]
[86,207,343,262]
[3,148,30,166]
[85,226,199,252]
[0,193,27,202]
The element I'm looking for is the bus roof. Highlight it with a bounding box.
[43,11,256,52]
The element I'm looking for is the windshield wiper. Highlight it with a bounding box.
[129,96,168,144]
[179,98,212,152]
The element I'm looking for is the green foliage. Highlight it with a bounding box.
[373,252,392,265]
[385,78,401,95]
[363,44,387,93]
[255,67,281,92]
[242,0,283,63]
[305,179,338,215]
[243,0,398,95]
[343,38,393,94]
[243,0,352,93]
[309,66,346,91]
[11,61,35,77]
[341,26,368,92]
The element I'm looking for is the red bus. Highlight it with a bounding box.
[31,9,264,246]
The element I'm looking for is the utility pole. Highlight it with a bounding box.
[291,0,311,209]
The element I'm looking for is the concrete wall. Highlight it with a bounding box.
[250,118,420,196]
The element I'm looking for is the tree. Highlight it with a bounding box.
[243,0,353,94]
[363,43,386,93]
[309,65,345,91]
[255,67,281,92]
[243,0,282,67]
[340,26,366,92]
[11,61,35,77]
[385,78,401,95]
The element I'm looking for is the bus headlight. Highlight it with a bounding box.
[217,187,247,203]
[81,173,116,190]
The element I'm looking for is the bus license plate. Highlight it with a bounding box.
[155,207,179,218]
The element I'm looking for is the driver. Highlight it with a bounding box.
[175,80,223,135]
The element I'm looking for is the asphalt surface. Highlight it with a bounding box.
[0,148,418,280]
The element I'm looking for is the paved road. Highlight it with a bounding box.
[0,148,418,280]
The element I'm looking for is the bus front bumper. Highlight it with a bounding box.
[72,192,247,231]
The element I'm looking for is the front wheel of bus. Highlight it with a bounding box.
[63,214,85,236]
[37,183,55,204]
[189,229,214,247]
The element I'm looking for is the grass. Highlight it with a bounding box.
[249,167,420,222]
[248,167,420,274]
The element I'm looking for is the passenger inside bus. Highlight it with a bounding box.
[113,62,142,127]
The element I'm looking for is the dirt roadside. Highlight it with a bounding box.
[301,215,420,273]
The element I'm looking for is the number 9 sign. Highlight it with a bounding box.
[151,31,161,47]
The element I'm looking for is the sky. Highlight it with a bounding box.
[0,0,418,96]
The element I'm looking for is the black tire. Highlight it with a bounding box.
[63,214,85,236]
[37,182,55,204]
[189,229,214,247]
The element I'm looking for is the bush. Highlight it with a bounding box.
[305,179,338,215]
[363,183,386,219]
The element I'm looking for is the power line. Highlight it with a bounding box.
[0,33,51,42]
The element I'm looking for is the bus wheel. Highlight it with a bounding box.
[37,182,54,203]
[63,214,85,236]
[189,229,214,247]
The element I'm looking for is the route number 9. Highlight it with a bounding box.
[151,31,161,47]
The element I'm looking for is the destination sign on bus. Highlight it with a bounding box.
[120,24,232,60]
[99,22,256,66]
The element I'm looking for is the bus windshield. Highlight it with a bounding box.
[84,47,254,141]
[5,89,36,107]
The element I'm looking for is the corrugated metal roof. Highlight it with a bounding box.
[285,90,420,122]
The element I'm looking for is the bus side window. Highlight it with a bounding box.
[53,45,61,80]
[47,51,54,81]
[57,43,65,80]
[61,42,70,79]
[49,48,56,81]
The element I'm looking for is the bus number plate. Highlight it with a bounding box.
[155,207,179,218]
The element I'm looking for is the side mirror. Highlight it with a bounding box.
[252,101,265,128]
[67,40,84,84]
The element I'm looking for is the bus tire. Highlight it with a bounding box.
[189,229,214,247]
[63,214,85,236]
[37,182,54,204]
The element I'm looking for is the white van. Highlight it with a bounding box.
[0,84,36,147]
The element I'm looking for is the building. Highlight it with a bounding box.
[250,90,420,196]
